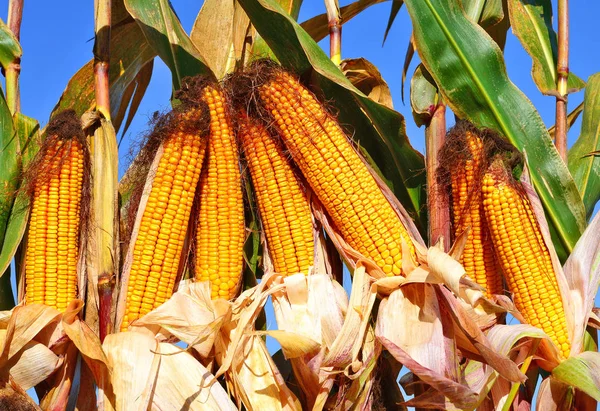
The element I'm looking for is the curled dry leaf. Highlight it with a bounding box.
[131,281,227,358]
[269,271,346,409]
[340,58,394,109]
[101,331,236,410]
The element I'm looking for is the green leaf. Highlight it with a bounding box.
[0,19,21,69]
[410,64,438,127]
[383,0,404,45]
[552,351,600,401]
[402,0,586,257]
[568,73,600,219]
[124,0,213,89]
[238,0,428,236]
[0,91,17,252]
[301,0,388,44]
[507,0,585,95]
[52,19,156,133]
[461,0,510,49]
[0,114,40,278]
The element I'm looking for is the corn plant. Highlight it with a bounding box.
[0,0,598,410]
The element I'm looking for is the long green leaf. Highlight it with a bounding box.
[0,114,40,277]
[507,0,585,95]
[383,0,404,45]
[124,0,213,89]
[0,19,21,69]
[52,19,156,133]
[0,91,17,251]
[402,0,586,257]
[238,0,427,235]
[568,73,600,219]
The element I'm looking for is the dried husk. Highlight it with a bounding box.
[100,331,236,410]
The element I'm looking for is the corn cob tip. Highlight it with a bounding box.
[46,109,84,141]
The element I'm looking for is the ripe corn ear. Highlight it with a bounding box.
[25,138,84,312]
[121,109,207,330]
[258,70,414,276]
[449,130,503,297]
[238,111,314,276]
[482,162,570,358]
[195,86,245,299]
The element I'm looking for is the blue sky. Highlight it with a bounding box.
[2,0,600,402]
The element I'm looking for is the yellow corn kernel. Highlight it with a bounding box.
[25,138,84,312]
[121,108,207,331]
[195,86,245,299]
[449,129,503,297]
[482,162,570,358]
[258,70,414,276]
[238,110,314,276]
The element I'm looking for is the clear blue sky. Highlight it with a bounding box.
[2,0,600,400]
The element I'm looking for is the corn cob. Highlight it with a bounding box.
[195,86,245,299]
[258,70,414,276]
[482,162,570,358]
[121,108,207,331]
[449,130,503,297]
[238,111,314,276]
[24,134,84,311]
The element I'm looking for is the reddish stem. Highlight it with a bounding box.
[425,104,449,249]
[98,273,115,342]
[555,0,569,162]
[6,0,23,114]
[94,0,111,119]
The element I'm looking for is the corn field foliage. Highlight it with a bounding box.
[0,0,599,410]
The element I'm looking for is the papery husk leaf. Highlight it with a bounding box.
[376,284,448,374]
[102,332,236,410]
[322,266,376,369]
[378,333,478,409]
[0,378,40,411]
[132,281,224,357]
[336,325,382,410]
[61,300,110,386]
[563,210,600,356]
[269,268,346,409]
[256,330,319,359]
[227,334,301,411]
[152,342,237,410]
[536,376,573,411]
[85,116,119,335]
[552,351,600,401]
[0,304,61,361]
[39,342,78,411]
[436,287,526,382]
[0,330,61,390]
[212,274,301,410]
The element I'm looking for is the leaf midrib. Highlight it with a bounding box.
[521,1,556,84]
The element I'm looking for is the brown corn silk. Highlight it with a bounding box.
[121,108,208,330]
[195,85,245,299]
[238,110,314,276]
[257,67,414,276]
[25,131,84,312]
[442,123,503,297]
[482,161,570,358]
